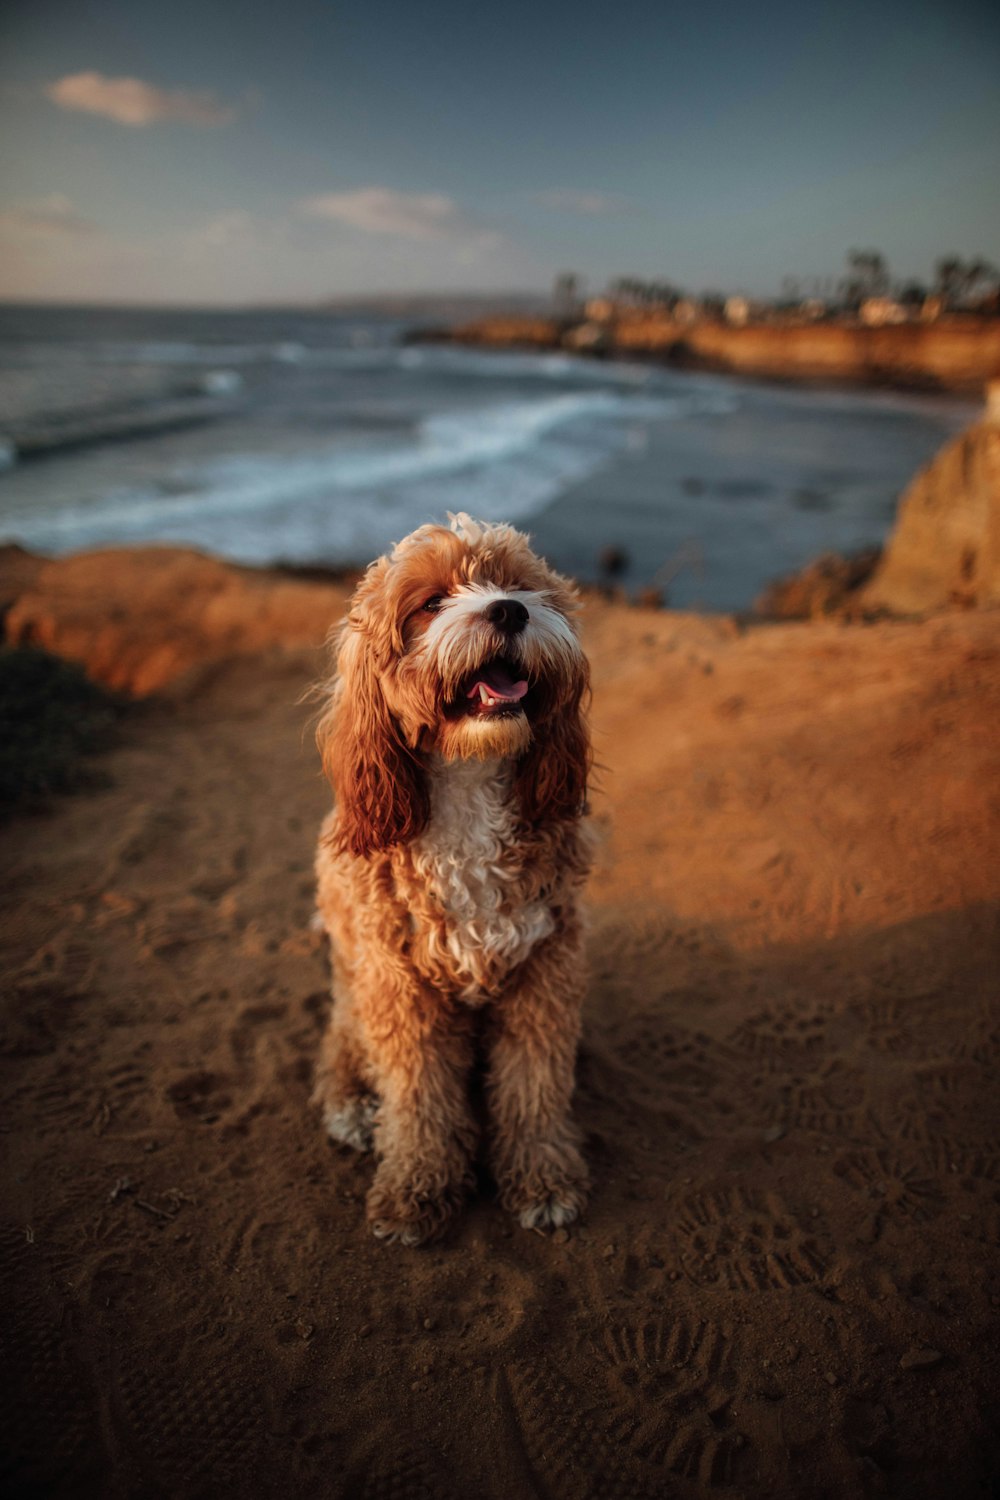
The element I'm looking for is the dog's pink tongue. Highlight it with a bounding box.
[466,664,528,701]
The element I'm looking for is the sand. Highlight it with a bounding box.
[2,552,999,1499]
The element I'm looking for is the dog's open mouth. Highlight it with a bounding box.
[455,657,529,717]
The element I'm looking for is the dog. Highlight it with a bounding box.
[312,513,592,1244]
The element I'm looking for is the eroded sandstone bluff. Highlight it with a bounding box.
[758,407,1000,619]
[863,413,1000,613]
[421,313,1000,392]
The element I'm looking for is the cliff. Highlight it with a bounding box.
[863,405,1000,613]
[428,313,1000,392]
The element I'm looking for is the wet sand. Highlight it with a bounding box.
[2,552,999,1499]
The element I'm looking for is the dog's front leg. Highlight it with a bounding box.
[487,927,590,1231]
[363,972,477,1246]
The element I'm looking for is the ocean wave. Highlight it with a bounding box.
[4,392,238,462]
[394,345,667,389]
[3,387,674,563]
[197,370,244,396]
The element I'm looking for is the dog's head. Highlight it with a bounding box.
[319,513,590,856]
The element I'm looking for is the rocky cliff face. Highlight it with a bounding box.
[617,318,1000,390]
[431,315,1000,392]
[863,412,1000,614]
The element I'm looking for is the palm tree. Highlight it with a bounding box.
[842,249,889,310]
[960,258,999,301]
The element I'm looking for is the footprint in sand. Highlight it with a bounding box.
[849,994,914,1055]
[895,1063,991,1146]
[728,1001,832,1066]
[166,1068,232,1122]
[4,936,98,1058]
[833,1149,946,1223]
[673,1185,830,1292]
[946,996,1000,1067]
[917,1143,1000,1186]
[502,1355,665,1500]
[339,1434,459,1500]
[766,1061,869,1139]
[109,1347,256,1492]
[597,1316,746,1486]
[590,1016,750,1132]
[0,1224,97,1492]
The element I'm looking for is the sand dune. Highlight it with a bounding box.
[2,550,999,1499]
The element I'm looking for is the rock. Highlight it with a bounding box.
[863,416,1000,614]
[899,1347,944,1371]
[3,546,349,696]
[755,548,881,620]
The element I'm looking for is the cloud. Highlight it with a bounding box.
[0,193,98,238]
[298,187,497,248]
[45,71,237,127]
[0,195,545,305]
[195,211,256,248]
[531,189,623,216]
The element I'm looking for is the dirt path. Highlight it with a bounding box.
[2,561,999,1499]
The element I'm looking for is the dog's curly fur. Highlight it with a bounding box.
[312,513,593,1244]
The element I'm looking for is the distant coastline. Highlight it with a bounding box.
[413,313,1000,394]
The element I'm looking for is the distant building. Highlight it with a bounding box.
[797,298,827,322]
[724,296,750,326]
[563,321,608,351]
[584,297,615,322]
[673,298,699,325]
[859,297,908,326]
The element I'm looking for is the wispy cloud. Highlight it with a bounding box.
[45,72,238,127]
[0,193,98,238]
[194,211,256,248]
[531,189,623,216]
[298,187,498,249]
[0,195,544,304]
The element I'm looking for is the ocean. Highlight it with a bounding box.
[0,304,976,611]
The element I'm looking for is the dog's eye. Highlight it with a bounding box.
[422,594,445,613]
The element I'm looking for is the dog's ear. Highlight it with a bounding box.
[516,658,591,826]
[317,625,429,858]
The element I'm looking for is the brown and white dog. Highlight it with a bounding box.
[312,513,592,1244]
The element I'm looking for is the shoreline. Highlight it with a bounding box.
[413,313,1000,395]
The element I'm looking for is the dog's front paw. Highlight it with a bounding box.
[517,1183,587,1231]
[366,1166,466,1247]
[499,1141,589,1233]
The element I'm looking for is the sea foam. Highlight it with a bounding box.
[4,387,679,564]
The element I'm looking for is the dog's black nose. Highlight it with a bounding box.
[485,598,529,635]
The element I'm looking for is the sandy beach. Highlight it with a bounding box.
[2,544,999,1499]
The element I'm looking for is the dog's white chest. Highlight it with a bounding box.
[412,757,554,996]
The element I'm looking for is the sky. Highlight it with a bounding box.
[0,0,998,306]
